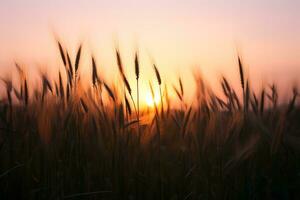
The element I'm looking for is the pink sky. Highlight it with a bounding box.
[0,0,299,103]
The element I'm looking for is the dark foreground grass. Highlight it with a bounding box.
[0,42,300,200]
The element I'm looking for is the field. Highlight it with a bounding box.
[0,42,299,199]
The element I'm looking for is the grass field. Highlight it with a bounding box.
[0,41,299,199]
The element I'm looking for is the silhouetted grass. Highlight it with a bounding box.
[0,40,299,200]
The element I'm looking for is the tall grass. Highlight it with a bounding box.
[0,40,299,200]
[135,51,140,138]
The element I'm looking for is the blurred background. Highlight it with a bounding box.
[0,0,299,102]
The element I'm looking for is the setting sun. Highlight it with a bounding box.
[145,91,160,107]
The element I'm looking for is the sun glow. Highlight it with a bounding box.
[145,91,160,107]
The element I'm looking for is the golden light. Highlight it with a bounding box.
[145,91,160,107]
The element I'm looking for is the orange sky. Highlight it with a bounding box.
[0,0,299,105]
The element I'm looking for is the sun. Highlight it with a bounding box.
[145,91,160,107]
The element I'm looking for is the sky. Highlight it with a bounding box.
[0,0,299,103]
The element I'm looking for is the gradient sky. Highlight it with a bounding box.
[0,0,300,103]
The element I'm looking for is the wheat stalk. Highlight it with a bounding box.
[135,51,140,138]
[153,64,164,117]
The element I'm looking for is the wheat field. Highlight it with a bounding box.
[0,41,299,199]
